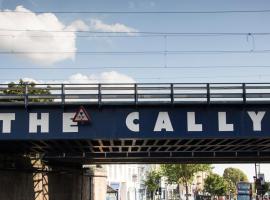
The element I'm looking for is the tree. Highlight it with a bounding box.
[263,182,270,194]
[3,79,52,102]
[161,164,211,200]
[223,167,248,197]
[258,182,270,195]
[144,170,161,200]
[204,173,228,198]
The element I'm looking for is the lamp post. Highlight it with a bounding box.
[132,174,137,200]
[192,183,196,200]
[165,182,168,200]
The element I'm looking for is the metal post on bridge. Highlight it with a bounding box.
[134,83,138,106]
[98,84,102,108]
[170,83,174,105]
[61,84,65,107]
[242,83,247,104]
[24,83,28,109]
[206,83,210,104]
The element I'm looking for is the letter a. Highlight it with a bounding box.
[154,112,173,132]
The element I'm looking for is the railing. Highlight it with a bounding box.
[0,83,270,106]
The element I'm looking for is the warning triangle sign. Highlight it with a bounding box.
[73,106,91,124]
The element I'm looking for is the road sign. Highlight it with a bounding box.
[73,106,90,124]
[258,174,265,185]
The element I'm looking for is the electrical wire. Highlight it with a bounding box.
[0,74,270,81]
[2,9,270,14]
[0,34,248,38]
[0,34,164,38]
[0,29,270,36]
[1,66,270,70]
[0,50,270,55]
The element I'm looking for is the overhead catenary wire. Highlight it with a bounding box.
[0,34,165,38]
[1,66,270,70]
[1,29,270,36]
[0,74,269,81]
[2,9,270,14]
[0,34,256,38]
[1,50,270,55]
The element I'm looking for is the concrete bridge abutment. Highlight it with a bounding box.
[47,165,92,200]
[0,155,99,200]
[0,155,35,200]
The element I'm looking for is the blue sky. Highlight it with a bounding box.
[1,0,270,82]
[0,0,270,179]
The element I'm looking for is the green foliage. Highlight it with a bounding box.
[225,180,236,197]
[161,164,211,185]
[144,170,161,193]
[263,182,270,194]
[3,79,52,102]
[161,164,211,200]
[223,167,248,196]
[204,173,228,197]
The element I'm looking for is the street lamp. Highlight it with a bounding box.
[192,183,196,200]
[165,181,168,200]
[132,174,137,200]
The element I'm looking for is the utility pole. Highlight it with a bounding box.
[133,174,137,200]
[255,163,260,177]
[254,163,263,200]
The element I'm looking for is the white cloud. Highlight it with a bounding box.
[3,77,39,84]
[67,20,89,31]
[68,71,135,83]
[90,19,138,34]
[5,71,135,84]
[0,6,87,64]
[0,6,138,64]
[21,77,39,83]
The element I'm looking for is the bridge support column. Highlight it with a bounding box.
[0,155,106,200]
[0,155,35,200]
[89,166,107,200]
[47,165,91,200]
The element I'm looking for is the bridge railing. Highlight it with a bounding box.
[0,83,270,106]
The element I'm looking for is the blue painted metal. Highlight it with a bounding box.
[0,105,269,140]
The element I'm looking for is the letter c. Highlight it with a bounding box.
[126,112,139,132]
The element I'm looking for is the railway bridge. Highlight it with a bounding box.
[0,83,270,199]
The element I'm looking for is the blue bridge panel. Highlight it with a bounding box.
[0,105,269,140]
[1,83,270,163]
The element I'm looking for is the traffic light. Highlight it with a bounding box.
[255,178,262,190]
[255,178,266,195]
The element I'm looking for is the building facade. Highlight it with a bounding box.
[105,164,208,200]
[106,164,156,200]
